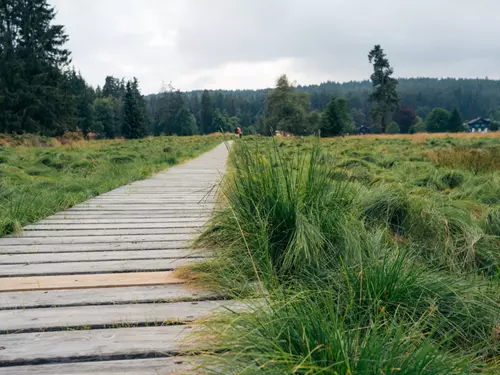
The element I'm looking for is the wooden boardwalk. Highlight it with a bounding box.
[0,142,230,374]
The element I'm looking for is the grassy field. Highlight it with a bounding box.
[191,132,500,374]
[0,135,222,236]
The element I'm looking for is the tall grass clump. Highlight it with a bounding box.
[202,249,499,374]
[195,138,365,290]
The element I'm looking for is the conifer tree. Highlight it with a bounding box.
[200,90,213,134]
[447,108,463,132]
[368,45,399,133]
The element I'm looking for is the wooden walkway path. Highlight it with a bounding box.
[0,142,230,374]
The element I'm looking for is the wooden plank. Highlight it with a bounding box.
[0,357,200,375]
[0,325,196,365]
[0,241,190,254]
[14,227,198,237]
[36,218,207,224]
[0,249,208,264]
[0,285,216,309]
[68,206,213,211]
[0,271,182,292]
[0,300,238,332]
[47,212,212,218]
[0,258,201,276]
[24,222,205,230]
[0,234,192,246]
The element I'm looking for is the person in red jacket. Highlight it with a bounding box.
[236,127,242,138]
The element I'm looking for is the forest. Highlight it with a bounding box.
[1,0,500,138]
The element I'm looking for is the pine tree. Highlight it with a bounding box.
[122,78,148,139]
[200,90,213,134]
[447,108,463,132]
[368,45,399,133]
[0,0,73,135]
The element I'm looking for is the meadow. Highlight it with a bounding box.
[192,132,500,374]
[0,134,222,236]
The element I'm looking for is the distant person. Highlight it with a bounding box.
[237,127,243,138]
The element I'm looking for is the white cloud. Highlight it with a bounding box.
[50,0,500,94]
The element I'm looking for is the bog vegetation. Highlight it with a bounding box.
[0,134,222,236]
[193,133,500,374]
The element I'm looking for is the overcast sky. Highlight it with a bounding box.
[50,0,500,94]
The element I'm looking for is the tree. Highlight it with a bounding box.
[122,78,148,139]
[409,121,427,134]
[386,122,400,134]
[173,106,197,135]
[212,109,228,132]
[307,110,322,134]
[200,90,213,134]
[265,74,309,135]
[393,105,416,133]
[102,76,124,99]
[320,97,353,137]
[93,97,116,138]
[0,0,73,135]
[447,108,463,132]
[368,45,399,133]
[426,108,451,133]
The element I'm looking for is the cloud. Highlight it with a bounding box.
[50,0,500,93]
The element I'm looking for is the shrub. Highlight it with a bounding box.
[386,121,400,134]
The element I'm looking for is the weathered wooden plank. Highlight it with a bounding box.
[0,285,216,309]
[0,325,195,365]
[0,357,200,375]
[48,212,212,218]
[0,249,208,264]
[0,300,238,332]
[14,227,198,237]
[0,234,192,246]
[25,222,205,230]
[0,241,190,254]
[0,271,182,292]
[36,218,207,224]
[68,206,213,211]
[0,258,200,276]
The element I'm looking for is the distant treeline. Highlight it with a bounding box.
[178,78,500,134]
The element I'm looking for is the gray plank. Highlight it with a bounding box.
[0,357,200,375]
[0,249,208,264]
[47,212,212,218]
[0,258,200,276]
[0,241,189,254]
[68,206,213,211]
[0,325,195,365]
[0,234,192,245]
[25,222,205,230]
[0,285,216,309]
[0,300,238,332]
[37,218,207,224]
[14,227,198,237]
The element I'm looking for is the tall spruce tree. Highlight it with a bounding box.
[200,90,213,134]
[368,45,399,133]
[122,78,148,139]
[0,0,73,135]
[447,108,463,132]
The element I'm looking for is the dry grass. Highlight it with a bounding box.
[346,131,500,143]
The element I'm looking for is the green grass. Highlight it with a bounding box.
[191,134,500,374]
[0,135,222,236]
